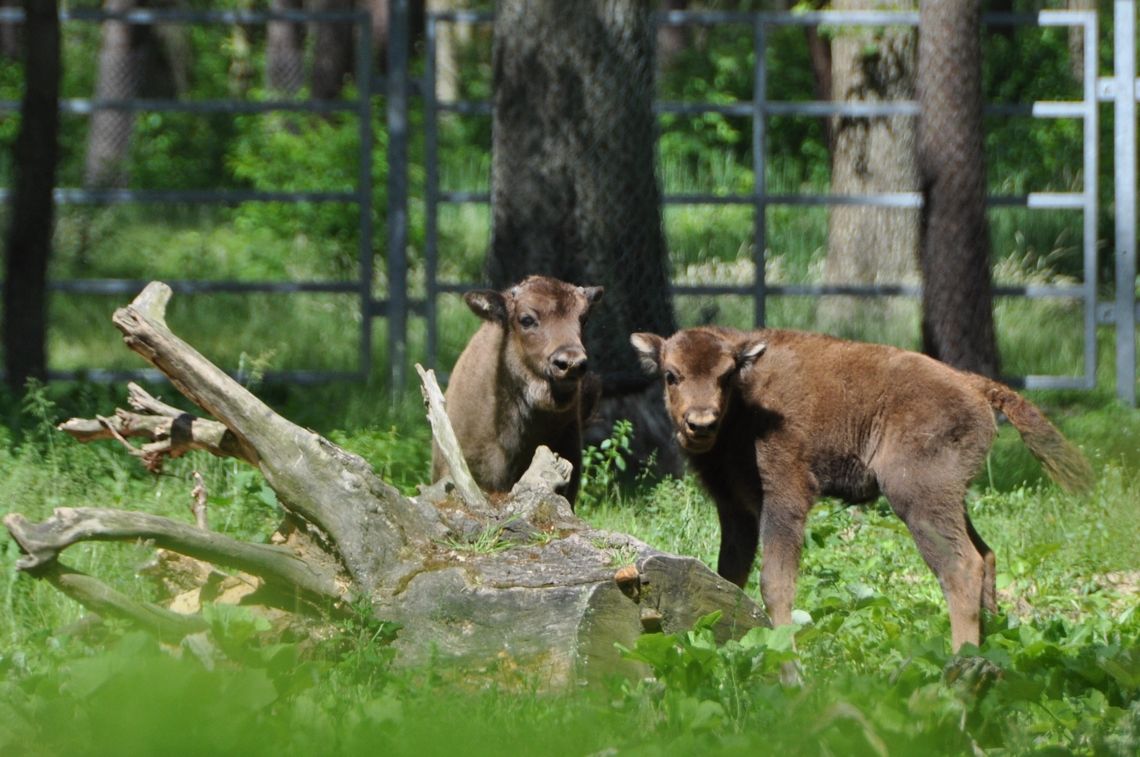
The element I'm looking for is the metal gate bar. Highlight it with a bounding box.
[0,8,375,384]
[422,9,1106,394]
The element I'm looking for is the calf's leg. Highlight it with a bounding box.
[966,515,997,614]
[757,495,809,629]
[715,505,759,588]
[882,476,986,651]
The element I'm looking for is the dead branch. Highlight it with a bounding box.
[416,364,490,513]
[2,281,773,689]
[189,472,208,529]
[58,406,253,467]
[36,561,209,642]
[3,508,343,601]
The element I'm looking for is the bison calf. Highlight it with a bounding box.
[434,276,603,506]
[631,326,1093,651]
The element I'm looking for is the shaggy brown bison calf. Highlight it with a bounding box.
[631,326,1093,651]
[434,275,604,506]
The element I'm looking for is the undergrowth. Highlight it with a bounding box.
[1,379,1137,754]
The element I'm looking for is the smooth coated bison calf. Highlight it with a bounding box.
[434,275,603,506]
[631,326,1093,652]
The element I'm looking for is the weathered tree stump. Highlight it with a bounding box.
[4,283,768,689]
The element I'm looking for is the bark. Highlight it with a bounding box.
[2,0,59,391]
[1066,0,1093,84]
[31,561,210,642]
[4,282,768,690]
[85,0,146,189]
[268,0,305,94]
[4,508,341,601]
[309,0,354,100]
[367,0,389,71]
[426,0,468,100]
[0,0,20,59]
[657,0,688,70]
[916,0,999,376]
[490,0,680,473]
[820,0,920,338]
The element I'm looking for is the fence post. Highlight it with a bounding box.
[1115,0,1137,406]
[386,0,410,392]
[357,12,374,380]
[752,16,768,328]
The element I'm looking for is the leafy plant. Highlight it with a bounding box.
[578,419,633,510]
[617,610,800,734]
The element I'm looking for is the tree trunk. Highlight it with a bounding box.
[426,0,469,101]
[367,0,389,74]
[0,0,21,60]
[268,0,305,94]
[916,0,999,377]
[4,283,767,689]
[85,0,146,189]
[309,0,354,100]
[657,0,688,71]
[820,0,920,340]
[490,0,680,472]
[2,0,59,391]
[1066,0,1094,84]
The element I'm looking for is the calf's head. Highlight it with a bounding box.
[630,328,766,454]
[465,276,603,411]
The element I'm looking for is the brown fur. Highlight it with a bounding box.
[631,326,1093,651]
[434,276,603,506]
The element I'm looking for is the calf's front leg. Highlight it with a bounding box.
[757,493,809,629]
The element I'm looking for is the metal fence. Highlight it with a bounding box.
[0,7,375,383]
[0,4,1136,404]
[418,6,1137,404]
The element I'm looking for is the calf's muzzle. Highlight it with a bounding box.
[549,346,588,381]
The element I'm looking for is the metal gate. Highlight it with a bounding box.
[0,7,376,383]
[410,4,1137,405]
[0,4,1135,405]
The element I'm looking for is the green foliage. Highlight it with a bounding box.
[1,6,1137,752]
[1,378,1138,754]
[226,99,389,277]
[327,427,431,497]
[577,419,634,510]
[617,611,800,734]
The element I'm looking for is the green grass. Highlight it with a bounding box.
[3,375,1136,755]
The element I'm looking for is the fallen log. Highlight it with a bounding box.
[4,282,768,689]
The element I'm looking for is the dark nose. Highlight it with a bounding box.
[550,347,588,380]
[684,410,719,437]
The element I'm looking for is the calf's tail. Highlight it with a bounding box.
[979,379,1094,494]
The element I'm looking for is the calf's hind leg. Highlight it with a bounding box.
[881,476,987,651]
[966,515,997,614]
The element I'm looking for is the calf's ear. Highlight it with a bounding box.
[579,286,604,310]
[629,332,664,375]
[735,339,767,370]
[464,290,508,324]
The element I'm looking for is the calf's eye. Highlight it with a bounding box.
[664,371,678,386]
[519,315,537,328]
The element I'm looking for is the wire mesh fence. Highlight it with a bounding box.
[0,3,1134,402]
[423,7,1125,395]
